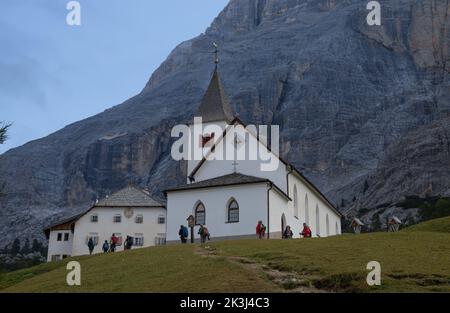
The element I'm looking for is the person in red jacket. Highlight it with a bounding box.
[300,223,312,238]
[256,220,266,239]
[110,233,118,252]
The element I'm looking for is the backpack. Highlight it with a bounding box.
[182,227,189,237]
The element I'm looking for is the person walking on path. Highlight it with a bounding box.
[198,225,210,244]
[124,236,133,250]
[256,220,266,239]
[283,226,293,239]
[300,223,312,238]
[102,240,109,253]
[110,233,118,252]
[179,225,188,244]
[88,237,95,255]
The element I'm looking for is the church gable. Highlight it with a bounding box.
[187,118,288,192]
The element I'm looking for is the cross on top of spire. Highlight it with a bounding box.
[213,42,219,68]
[196,43,234,123]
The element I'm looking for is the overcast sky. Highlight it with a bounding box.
[0,0,228,154]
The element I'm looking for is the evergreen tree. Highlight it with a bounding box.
[0,122,11,197]
[10,238,21,256]
[41,245,48,258]
[31,239,47,256]
[0,123,10,144]
[371,213,382,231]
[21,238,31,255]
[31,239,42,253]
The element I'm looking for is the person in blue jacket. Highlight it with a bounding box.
[179,225,189,244]
[102,240,109,253]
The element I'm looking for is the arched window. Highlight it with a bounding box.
[335,221,339,235]
[227,199,239,223]
[315,204,320,236]
[293,185,299,218]
[195,202,206,225]
[326,214,330,236]
[305,194,310,225]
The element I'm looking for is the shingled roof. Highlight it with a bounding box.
[165,173,290,200]
[96,185,163,207]
[197,69,234,123]
[43,186,164,237]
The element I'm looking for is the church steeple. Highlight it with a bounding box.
[196,43,234,123]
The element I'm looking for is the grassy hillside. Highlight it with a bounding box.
[403,216,450,234]
[1,218,449,293]
[214,232,450,292]
[0,245,276,293]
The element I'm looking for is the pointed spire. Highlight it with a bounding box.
[197,68,234,123]
[196,43,234,123]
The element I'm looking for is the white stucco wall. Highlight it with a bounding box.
[47,230,73,262]
[268,188,291,238]
[288,173,341,237]
[166,183,269,242]
[71,206,166,256]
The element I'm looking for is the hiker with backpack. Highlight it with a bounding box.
[102,240,109,253]
[110,233,118,252]
[179,225,188,244]
[124,236,133,250]
[283,225,293,239]
[300,223,312,238]
[198,225,210,244]
[256,220,266,239]
[87,237,95,255]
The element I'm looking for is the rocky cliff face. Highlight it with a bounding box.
[1,0,449,244]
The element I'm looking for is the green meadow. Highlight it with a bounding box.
[1,217,449,293]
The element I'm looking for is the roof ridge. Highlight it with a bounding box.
[95,185,163,207]
[192,172,267,182]
[132,185,164,206]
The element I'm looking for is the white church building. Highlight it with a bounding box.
[44,186,166,261]
[44,68,341,261]
[165,69,342,243]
